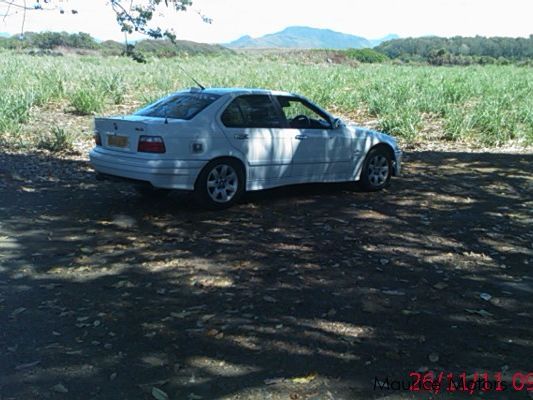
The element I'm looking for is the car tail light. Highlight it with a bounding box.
[138,135,166,153]
[93,132,102,146]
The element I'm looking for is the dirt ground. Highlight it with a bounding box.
[0,148,532,399]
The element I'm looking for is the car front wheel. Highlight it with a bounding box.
[360,147,392,191]
[195,159,245,209]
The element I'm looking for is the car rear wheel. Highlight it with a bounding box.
[195,159,245,209]
[360,147,392,191]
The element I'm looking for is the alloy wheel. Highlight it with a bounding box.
[367,155,390,186]
[206,164,239,203]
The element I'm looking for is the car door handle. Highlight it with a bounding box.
[234,133,249,140]
[295,134,308,140]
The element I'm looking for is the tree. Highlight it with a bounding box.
[345,48,389,63]
[109,0,194,41]
[0,0,207,41]
[375,35,533,64]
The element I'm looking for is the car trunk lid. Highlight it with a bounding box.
[95,116,159,153]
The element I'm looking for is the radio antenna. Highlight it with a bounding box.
[176,63,205,90]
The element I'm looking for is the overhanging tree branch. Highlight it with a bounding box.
[109,0,195,41]
[1,0,210,44]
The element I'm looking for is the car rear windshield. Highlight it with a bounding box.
[135,92,221,120]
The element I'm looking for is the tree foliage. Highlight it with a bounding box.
[345,48,389,63]
[0,30,231,60]
[0,31,96,50]
[0,0,200,41]
[375,36,533,64]
[109,0,194,41]
[33,32,97,50]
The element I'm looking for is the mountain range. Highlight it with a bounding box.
[1,27,400,51]
[226,26,399,49]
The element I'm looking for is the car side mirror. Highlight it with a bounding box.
[332,118,342,129]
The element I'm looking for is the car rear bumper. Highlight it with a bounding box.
[89,147,205,190]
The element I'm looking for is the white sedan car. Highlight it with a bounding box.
[89,88,402,209]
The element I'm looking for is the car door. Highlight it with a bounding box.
[219,94,294,183]
[275,96,353,180]
[325,122,356,177]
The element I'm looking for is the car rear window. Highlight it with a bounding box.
[135,92,221,120]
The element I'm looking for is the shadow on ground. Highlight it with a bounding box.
[0,151,532,399]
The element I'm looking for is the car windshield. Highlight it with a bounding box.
[135,92,221,120]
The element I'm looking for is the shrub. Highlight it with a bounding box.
[0,93,34,137]
[69,87,106,115]
[37,126,75,152]
[345,48,389,63]
[100,74,126,104]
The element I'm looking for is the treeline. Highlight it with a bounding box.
[0,31,98,50]
[1,31,532,66]
[0,31,231,57]
[375,35,533,65]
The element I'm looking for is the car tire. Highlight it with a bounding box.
[360,147,392,191]
[135,185,171,198]
[194,158,245,210]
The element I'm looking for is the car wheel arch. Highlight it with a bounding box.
[368,142,395,162]
[195,156,247,190]
[358,143,395,191]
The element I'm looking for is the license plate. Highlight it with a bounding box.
[107,135,129,148]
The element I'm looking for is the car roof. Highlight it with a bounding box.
[184,87,299,97]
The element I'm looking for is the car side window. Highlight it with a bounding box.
[276,96,332,129]
[221,95,283,128]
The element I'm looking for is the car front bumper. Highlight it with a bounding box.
[89,147,205,190]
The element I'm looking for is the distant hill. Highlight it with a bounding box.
[0,31,231,57]
[135,39,231,56]
[0,32,10,38]
[102,38,232,57]
[226,26,397,49]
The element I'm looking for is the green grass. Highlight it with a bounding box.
[0,52,532,148]
[37,126,76,152]
[68,86,106,115]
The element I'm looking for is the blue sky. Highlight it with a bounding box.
[1,0,532,42]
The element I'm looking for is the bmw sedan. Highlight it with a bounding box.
[89,88,402,209]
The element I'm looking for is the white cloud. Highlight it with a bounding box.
[1,0,531,42]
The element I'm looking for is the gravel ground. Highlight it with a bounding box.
[0,147,532,400]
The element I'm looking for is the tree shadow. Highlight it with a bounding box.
[0,150,532,399]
